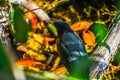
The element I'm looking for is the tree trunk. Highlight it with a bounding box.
[90,12,120,79]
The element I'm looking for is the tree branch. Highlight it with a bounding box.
[90,12,120,79]
[10,0,51,21]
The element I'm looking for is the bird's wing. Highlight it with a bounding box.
[58,32,87,62]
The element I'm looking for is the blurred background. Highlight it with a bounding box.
[0,0,120,79]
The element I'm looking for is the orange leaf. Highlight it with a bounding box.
[17,45,28,52]
[15,59,45,70]
[40,21,46,28]
[71,21,93,31]
[82,30,96,47]
[25,12,37,32]
[52,67,67,75]
[15,60,36,67]
[43,37,55,46]
[44,37,55,42]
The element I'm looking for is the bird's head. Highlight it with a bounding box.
[54,20,73,36]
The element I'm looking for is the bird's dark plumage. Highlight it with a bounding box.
[54,20,90,79]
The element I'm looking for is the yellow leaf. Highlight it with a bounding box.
[27,38,35,48]
[27,50,46,61]
[33,34,44,44]
[51,57,60,71]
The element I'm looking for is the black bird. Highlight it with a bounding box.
[54,20,90,79]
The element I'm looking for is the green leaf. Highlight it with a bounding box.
[47,23,57,37]
[112,49,120,65]
[115,0,120,10]
[90,23,108,45]
[0,41,15,80]
[11,4,32,44]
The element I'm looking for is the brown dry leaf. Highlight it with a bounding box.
[71,21,93,31]
[82,30,96,47]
